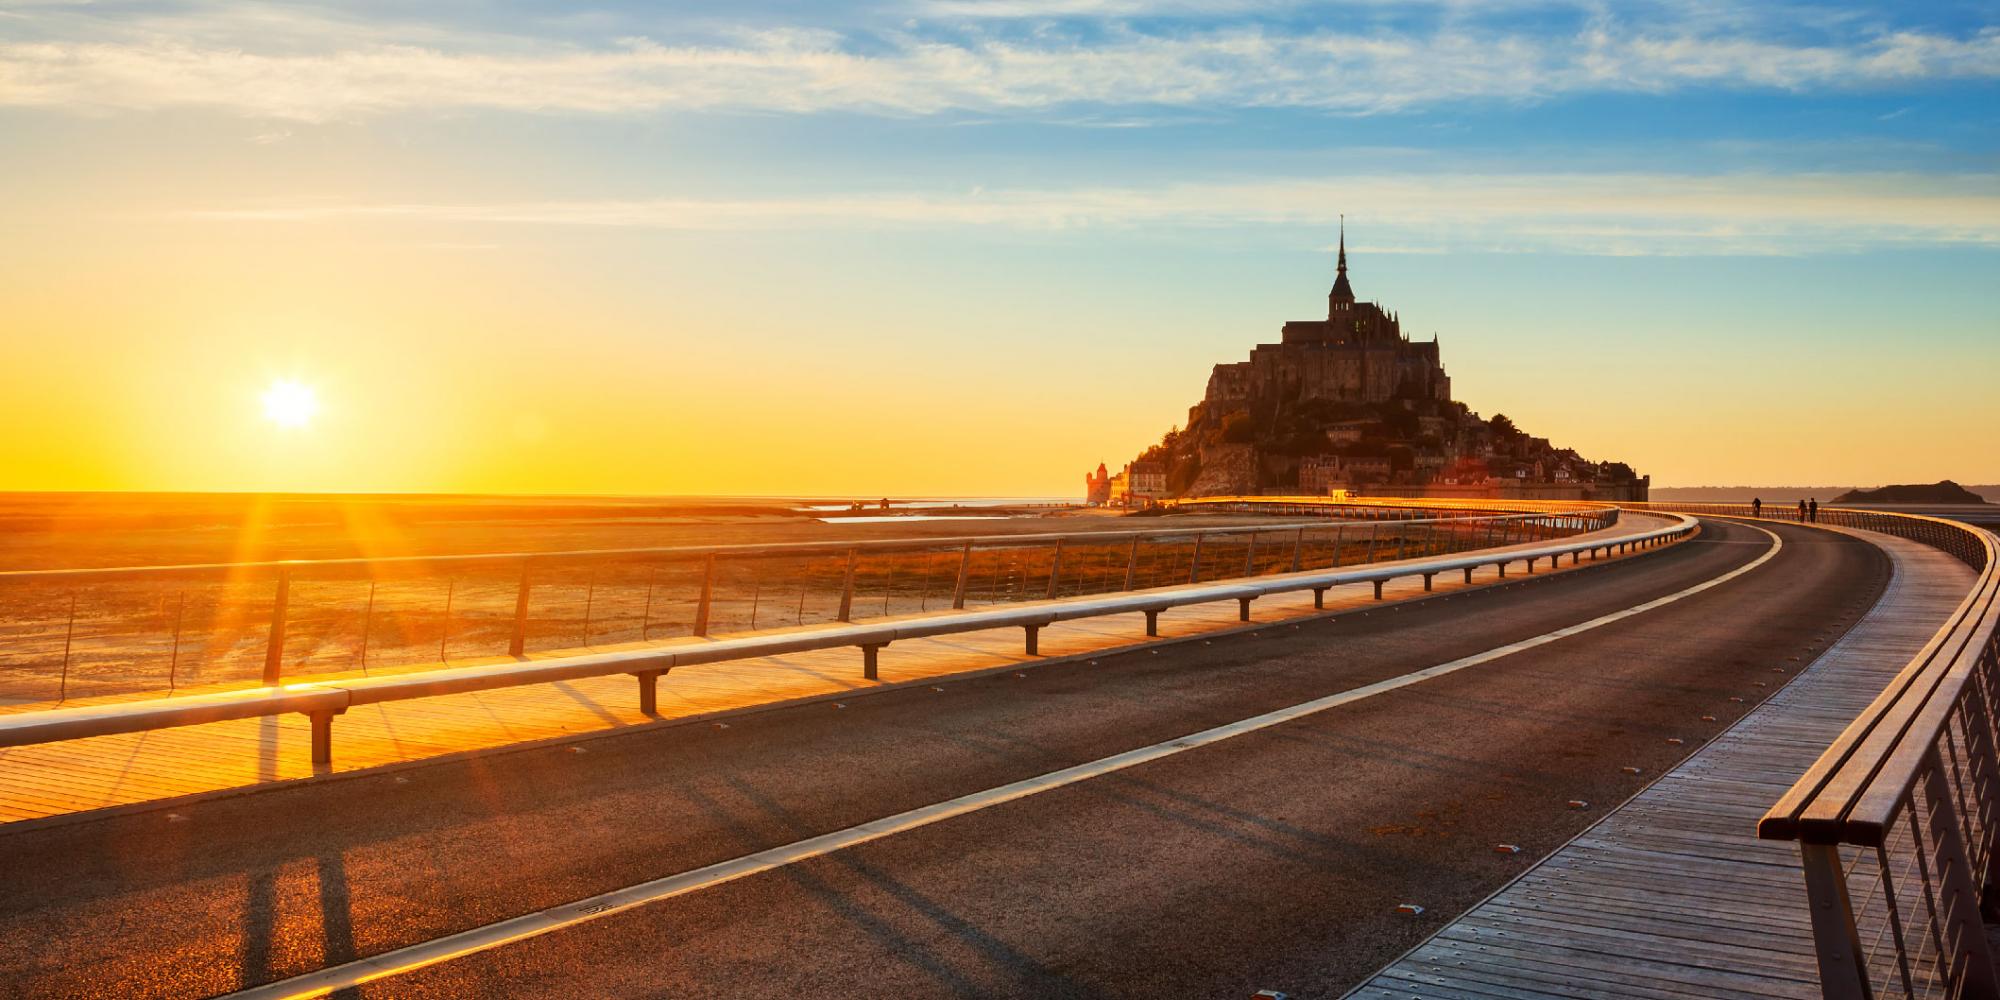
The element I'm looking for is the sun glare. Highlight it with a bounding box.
[261,379,319,429]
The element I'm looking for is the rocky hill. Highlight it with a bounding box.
[1833,481,1989,505]
[1115,238,1645,504]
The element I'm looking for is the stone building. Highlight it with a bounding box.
[1104,461,1168,507]
[1084,462,1112,506]
[1126,461,1167,496]
[1203,226,1450,410]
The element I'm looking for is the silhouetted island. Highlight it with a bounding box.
[1085,226,1646,506]
[1833,481,1989,505]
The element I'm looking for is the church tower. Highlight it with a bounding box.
[1328,218,1355,315]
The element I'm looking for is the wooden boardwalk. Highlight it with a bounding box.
[0,520,1671,826]
[1351,528,1977,1000]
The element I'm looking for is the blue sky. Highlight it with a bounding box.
[1,0,1996,493]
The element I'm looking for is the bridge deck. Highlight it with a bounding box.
[1351,527,1976,1000]
[0,519,1664,827]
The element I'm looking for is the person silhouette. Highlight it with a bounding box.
[1809,498,1818,523]
[1797,499,1807,522]
[1752,497,1762,518]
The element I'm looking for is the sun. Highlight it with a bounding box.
[261,379,319,429]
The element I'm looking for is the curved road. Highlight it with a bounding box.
[0,519,1888,999]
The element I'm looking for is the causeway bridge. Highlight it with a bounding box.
[0,497,1994,999]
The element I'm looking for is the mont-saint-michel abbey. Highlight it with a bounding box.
[1087,229,1649,506]
[1206,229,1450,410]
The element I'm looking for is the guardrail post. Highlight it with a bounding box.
[357,582,376,669]
[509,562,533,657]
[1463,567,1473,584]
[57,593,75,703]
[693,554,716,636]
[1023,625,1040,656]
[634,668,667,715]
[168,592,185,691]
[1924,759,2000,998]
[264,569,290,685]
[1046,540,1065,600]
[440,577,456,661]
[1372,580,1384,600]
[1423,573,1433,592]
[861,644,884,681]
[640,567,659,639]
[952,541,973,609]
[1237,597,1252,622]
[307,708,345,766]
[1312,588,1326,609]
[837,548,857,622]
[1144,610,1160,636]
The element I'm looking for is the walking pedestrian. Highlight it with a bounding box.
[1809,498,1818,523]
[1797,499,1807,521]
[1752,497,1762,518]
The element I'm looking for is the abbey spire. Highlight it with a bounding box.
[1329,217,1355,310]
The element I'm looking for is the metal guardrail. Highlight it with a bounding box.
[0,505,1690,767]
[0,508,1553,707]
[1623,500,2000,1000]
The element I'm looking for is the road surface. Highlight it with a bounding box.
[0,518,1888,1000]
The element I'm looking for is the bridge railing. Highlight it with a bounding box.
[0,506,1598,710]
[0,503,1683,767]
[1621,500,1989,566]
[1629,500,2000,999]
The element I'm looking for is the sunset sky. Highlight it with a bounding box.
[3,0,1996,496]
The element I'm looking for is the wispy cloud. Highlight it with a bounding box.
[180,171,2000,255]
[910,0,1301,16]
[1,7,1995,121]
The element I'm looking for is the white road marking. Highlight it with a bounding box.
[225,524,1780,1000]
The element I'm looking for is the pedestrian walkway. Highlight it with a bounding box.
[1349,527,1977,1000]
[0,518,1674,827]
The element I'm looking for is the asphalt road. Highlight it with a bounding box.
[0,519,1889,1000]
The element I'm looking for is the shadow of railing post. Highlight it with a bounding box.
[262,570,288,686]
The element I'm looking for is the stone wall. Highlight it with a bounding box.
[1188,443,1259,497]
